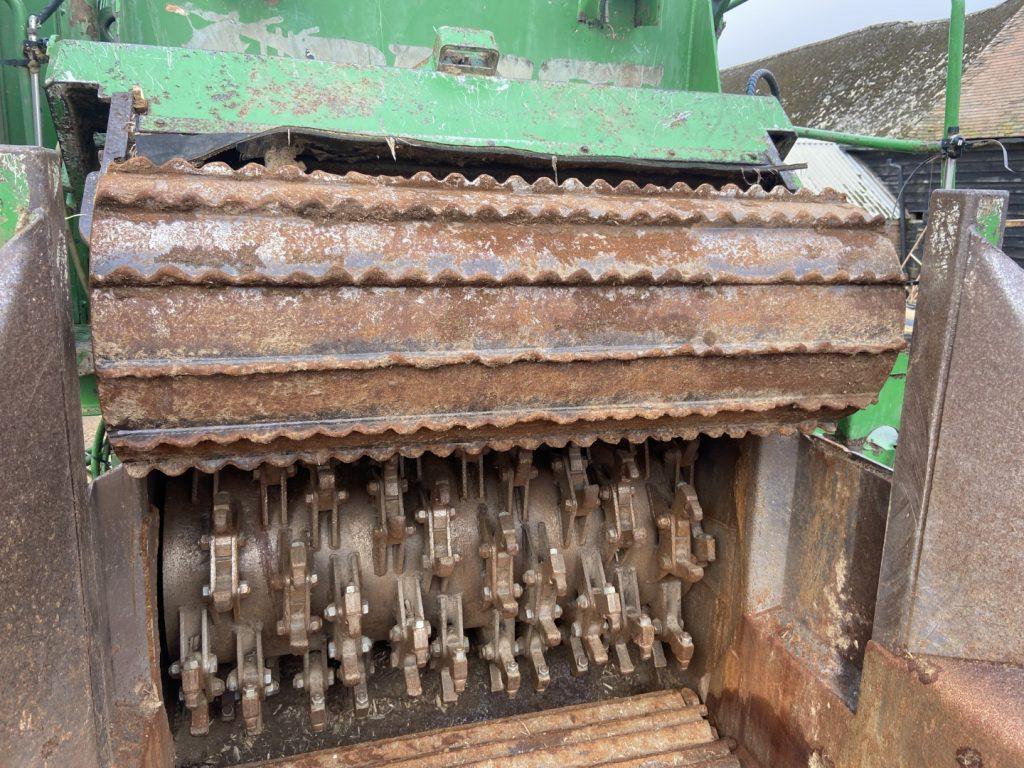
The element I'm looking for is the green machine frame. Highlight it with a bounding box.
[1,0,972,471]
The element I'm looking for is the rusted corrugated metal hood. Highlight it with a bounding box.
[89,158,905,475]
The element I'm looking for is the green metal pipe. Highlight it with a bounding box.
[793,126,940,155]
[1,0,34,144]
[943,0,966,188]
[944,0,965,136]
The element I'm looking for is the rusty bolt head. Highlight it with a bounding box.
[293,675,305,690]
[324,603,338,619]
[576,595,590,610]
[238,581,250,596]
[361,636,372,653]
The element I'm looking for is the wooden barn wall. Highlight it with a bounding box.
[850,142,1023,268]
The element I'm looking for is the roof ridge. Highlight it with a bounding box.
[720,0,1024,139]
[721,18,943,76]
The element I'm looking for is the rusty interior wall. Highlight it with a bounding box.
[682,435,890,710]
[697,191,1024,768]
[90,468,173,767]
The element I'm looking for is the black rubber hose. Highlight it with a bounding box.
[34,0,65,26]
[746,68,781,99]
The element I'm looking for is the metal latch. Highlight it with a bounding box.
[433,27,500,76]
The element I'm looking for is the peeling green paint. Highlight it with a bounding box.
[976,196,1006,248]
[0,151,31,246]
[47,39,793,167]
[836,352,909,468]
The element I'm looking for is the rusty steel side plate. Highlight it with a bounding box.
[89,159,905,475]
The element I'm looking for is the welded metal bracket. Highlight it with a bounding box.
[369,457,412,576]
[169,606,223,736]
[389,577,431,697]
[554,446,600,546]
[200,490,248,618]
[274,532,321,653]
[324,552,371,713]
[434,593,469,703]
[306,463,347,549]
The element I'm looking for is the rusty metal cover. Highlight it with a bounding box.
[89,158,904,475]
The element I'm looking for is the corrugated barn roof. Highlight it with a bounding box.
[788,139,898,219]
[720,0,1024,140]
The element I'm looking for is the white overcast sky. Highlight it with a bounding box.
[717,0,1005,68]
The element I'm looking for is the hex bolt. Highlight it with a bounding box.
[324,603,338,619]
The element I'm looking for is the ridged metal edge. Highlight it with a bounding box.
[108,393,879,452]
[121,419,827,478]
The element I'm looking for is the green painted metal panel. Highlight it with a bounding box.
[0,150,31,245]
[112,0,722,93]
[836,352,908,468]
[0,1,96,146]
[46,39,791,166]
